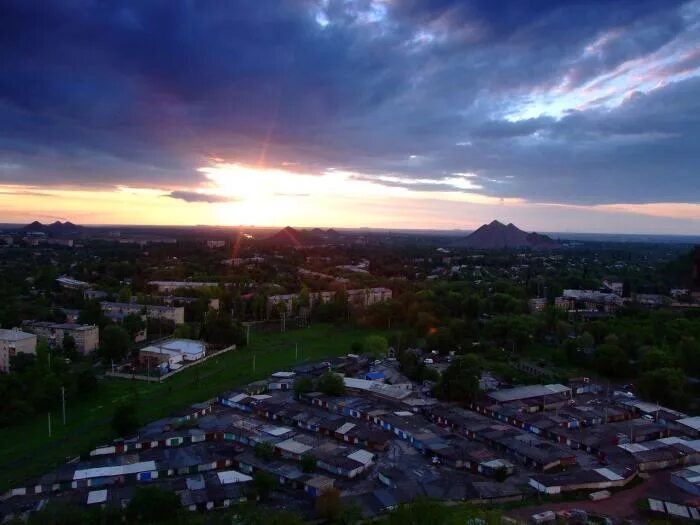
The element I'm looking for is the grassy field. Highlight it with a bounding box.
[0,323,378,493]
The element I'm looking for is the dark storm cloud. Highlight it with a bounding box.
[0,0,698,205]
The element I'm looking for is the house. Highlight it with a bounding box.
[0,328,37,372]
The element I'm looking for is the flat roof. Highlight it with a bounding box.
[217,470,253,485]
[677,416,700,431]
[0,329,36,342]
[73,460,156,480]
[488,384,571,403]
[87,489,108,505]
[161,339,205,355]
[336,422,356,435]
[347,449,374,466]
[276,439,313,455]
[271,371,295,378]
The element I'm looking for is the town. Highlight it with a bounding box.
[0,220,699,524]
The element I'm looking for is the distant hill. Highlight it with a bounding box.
[263,226,346,246]
[454,220,559,249]
[22,221,83,236]
[262,226,321,246]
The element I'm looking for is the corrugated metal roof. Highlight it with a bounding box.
[594,468,623,481]
[677,416,700,431]
[335,422,356,435]
[262,425,292,436]
[347,449,374,466]
[217,470,253,484]
[73,460,157,480]
[276,439,313,455]
[87,490,108,504]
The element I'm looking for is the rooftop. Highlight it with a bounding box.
[0,328,36,342]
[488,384,571,403]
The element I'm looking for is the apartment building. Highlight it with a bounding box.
[0,328,37,372]
[100,302,185,325]
[23,321,99,355]
[267,287,392,316]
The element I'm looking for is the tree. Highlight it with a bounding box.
[117,286,132,303]
[339,499,363,525]
[493,466,509,483]
[638,367,686,408]
[252,471,275,500]
[593,343,629,378]
[201,312,243,346]
[100,325,130,361]
[679,337,700,377]
[638,346,675,372]
[399,349,421,379]
[435,354,481,402]
[27,501,90,525]
[61,333,77,356]
[126,487,180,524]
[122,313,146,341]
[112,402,139,437]
[315,487,344,522]
[316,372,345,396]
[76,369,98,395]
[254,441,274,461]
[301,453,317,473]
[385,497,446,525]
[299,286,311,308]
[293,376,314,396]
[364,335,388,359]
[172,323,192,339]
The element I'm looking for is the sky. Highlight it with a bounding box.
[0,0,699,234]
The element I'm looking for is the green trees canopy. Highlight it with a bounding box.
[434,354,481,402]
[316,372,346,396]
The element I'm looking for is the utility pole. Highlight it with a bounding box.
[295,343,298,361]
[246,324,250,346]
[253,353,256,374]
[61,387,66,425]
[48,412,52,438]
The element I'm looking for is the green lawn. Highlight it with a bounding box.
[0,323,378,493]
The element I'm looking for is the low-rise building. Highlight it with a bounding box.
[671,464,700,496]
[56,276,90,290]
[100,302,185,325]
[22,321,99,354]
[147,281,219,293]
[139,339,206,371]
[0,329,38,372]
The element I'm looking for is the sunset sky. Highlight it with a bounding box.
[1,0,699,233]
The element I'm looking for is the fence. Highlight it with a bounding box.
[105,344,236,382]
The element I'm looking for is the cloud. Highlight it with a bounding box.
[0,0,698,212]
[166,191,238,203]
